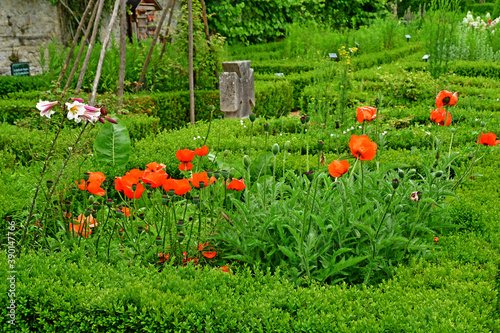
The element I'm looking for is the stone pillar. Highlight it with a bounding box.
[219,60,255,119]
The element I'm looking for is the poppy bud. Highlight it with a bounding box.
[168,189,175,196]
[177,233,185,242]
[316,141,324,151]
[398,169,405,179]
[199,181,205,188]
[450,128,455,133]
[138,213,145,220]
[300,116,307,124]
[162,195,169,205]
[214,171,221,179]
[284,141,291,151]
[305,171,314,181]
[229,168,235,178]
[102,180,109,188]
[193,196,200,204]
[305,115,311,123]
[93,203,101,211]
[481,121,485,128]
[147,191,152,198]
[46,180,54,189]
[221,170,228,179]
[84,208,93,217]
[435,170,443,178]
[392,178,399,190]
[224,149,229,157]
[264,123,270,132]
[116,210,125,219]
[63,201,72,211]
[176,222,184,232]
[155,237,163,246]
[249,113,256,122]
[335,119,340,129]
[88,195,96,205]
[243,155,251,168]
[272,143,280,155]
[145,183,152,190]
[207,170,213,177]
[83,172,91,181]
[189,215,194,221]
[138,226,144,235]
[132,184,137,191]
[417,191,423,199]
[410,191,419,202]
[106,199,113,207]
[70,187,77,195]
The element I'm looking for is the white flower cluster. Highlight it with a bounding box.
[36,98,102,123]
[462,11,499,33]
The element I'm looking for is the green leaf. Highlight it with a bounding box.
[94,118,131,167]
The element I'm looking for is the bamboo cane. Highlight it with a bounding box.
[117,0,127,102]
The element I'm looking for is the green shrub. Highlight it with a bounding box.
[449,60,500,78]
[0,75,49,96]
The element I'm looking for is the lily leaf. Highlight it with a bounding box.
[94,118,131,167]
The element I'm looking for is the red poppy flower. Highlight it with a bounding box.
[142,171,168,188]
[221,266,229,273]
[202,251,217,259]
[227,178,246,191]
[477,133,500,146]
[328,160,350,178]
[430,108,452,126]
[74,171,106,196]
[195,145,209,156]
[434,237,439,243]
[158,252,169,264]
[146,162,166,172]
[115,174,145,199]
[435,91,458,108]
[162,178,192,196]
[190,172,211,188]
[349,135,377,161]
[198,243,210,251]
[176,149,195,162]
[356,106,377,123]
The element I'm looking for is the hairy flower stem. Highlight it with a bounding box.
[306,177,319,236]
[361,161,364,203]
[248,122,254,157]
[452,137,482,191]
[20,120,88,254]
[373,187,397,257]
[403,201,421,257]
[300,178,314,244]
[95,207,111,258]
[282,152,286,179]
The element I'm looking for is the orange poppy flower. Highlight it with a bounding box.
[162,178,192,196]
[115,174,145,199]
[146,162,166,172]
[356,106,377,123]
[202,251,217,259]
[227,178,246,191]
[179,162,193,171]
[477,133,500,146]
[221,266,229,273]
[176,149,195,162]
[195,145,209,156]
[190,172,212,188]
[328,160,350,178]
[158,252,169,264]
[126,169,145,179]
[121,207,131,217]
[349,135,377,161]
[142,171,168,188]
[74,171,106,196]
[430,108,452,126]
[198,243,210,251]
[70,214,97,238]
[435,91,458,108]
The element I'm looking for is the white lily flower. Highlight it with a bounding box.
[65,101,86,123]
[36,100,58,118]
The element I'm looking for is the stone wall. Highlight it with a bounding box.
[0,0,63,76]
[0,0,181,77]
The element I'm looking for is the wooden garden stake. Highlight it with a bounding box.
[135,1,171,92]
[118,0,127,103]
[159,0,176,61]
[200,0,210,40]
[63,0,99,92]
[90,0,121,106]
[188,0,195,124]
[56,0,96,89]
[75,0,105,93]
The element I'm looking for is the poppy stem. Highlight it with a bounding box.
[349,157,359,183]
[403,201,421,258]
[373,186,397,256]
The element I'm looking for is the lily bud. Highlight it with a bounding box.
[272,143,280,155]
[105,116,118,124]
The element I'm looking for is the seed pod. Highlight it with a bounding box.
[243,155,251,168]
[272,143,280,155]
